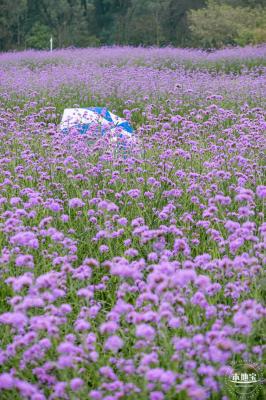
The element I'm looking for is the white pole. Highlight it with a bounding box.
[50,36,53,52]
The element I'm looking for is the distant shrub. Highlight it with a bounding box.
[25,23,51,50]
[188,0,266,48]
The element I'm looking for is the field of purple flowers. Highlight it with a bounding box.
[0,46,265,400]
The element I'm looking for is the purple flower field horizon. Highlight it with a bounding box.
[0,45,265,400]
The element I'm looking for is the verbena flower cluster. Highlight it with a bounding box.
[0,46,265,400]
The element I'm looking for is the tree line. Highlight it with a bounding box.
[0,0,265,51]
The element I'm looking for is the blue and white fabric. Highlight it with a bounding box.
[60,107,134,139]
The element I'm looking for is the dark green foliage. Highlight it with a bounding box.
[162,0,206,46]
[0,0,27,50]
[0,0,264,50]
[25,23,51,49]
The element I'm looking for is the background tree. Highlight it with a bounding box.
[0,0,27,50]
[188,0,266,48]
[126,0,169,46]
[161,0,206,46]
[25,23,50,49]
[224,0,266,6]
[0,0,265,51]
[106,0,132,44]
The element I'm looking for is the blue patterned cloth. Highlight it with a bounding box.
[60,107,134,137]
